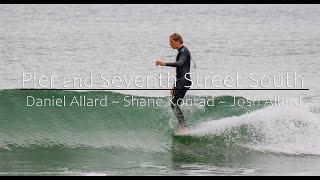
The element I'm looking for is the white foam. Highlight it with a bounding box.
[187,101,320,155]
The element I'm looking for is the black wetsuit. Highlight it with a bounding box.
[165,46,192,128]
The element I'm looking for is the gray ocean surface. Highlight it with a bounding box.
[0,4,320,176]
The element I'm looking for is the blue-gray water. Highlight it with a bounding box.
[0,4,320,175]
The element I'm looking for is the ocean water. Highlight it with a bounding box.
[0,4,320,175]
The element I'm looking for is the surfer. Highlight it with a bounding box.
[156,33,192,134]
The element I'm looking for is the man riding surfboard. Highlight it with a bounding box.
[156,33,192,135]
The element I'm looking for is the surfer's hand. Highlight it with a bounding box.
[156,60,166,66]
[171,87,175,96]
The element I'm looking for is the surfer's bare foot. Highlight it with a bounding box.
[176,127,189,135]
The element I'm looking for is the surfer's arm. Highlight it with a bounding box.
[164,54,187,67]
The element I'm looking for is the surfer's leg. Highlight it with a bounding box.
[171,104,188,128]
[170,82,189,128]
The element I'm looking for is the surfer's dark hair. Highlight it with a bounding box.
[170,33,183,44]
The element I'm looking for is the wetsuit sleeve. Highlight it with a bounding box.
[165,53,187,67]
